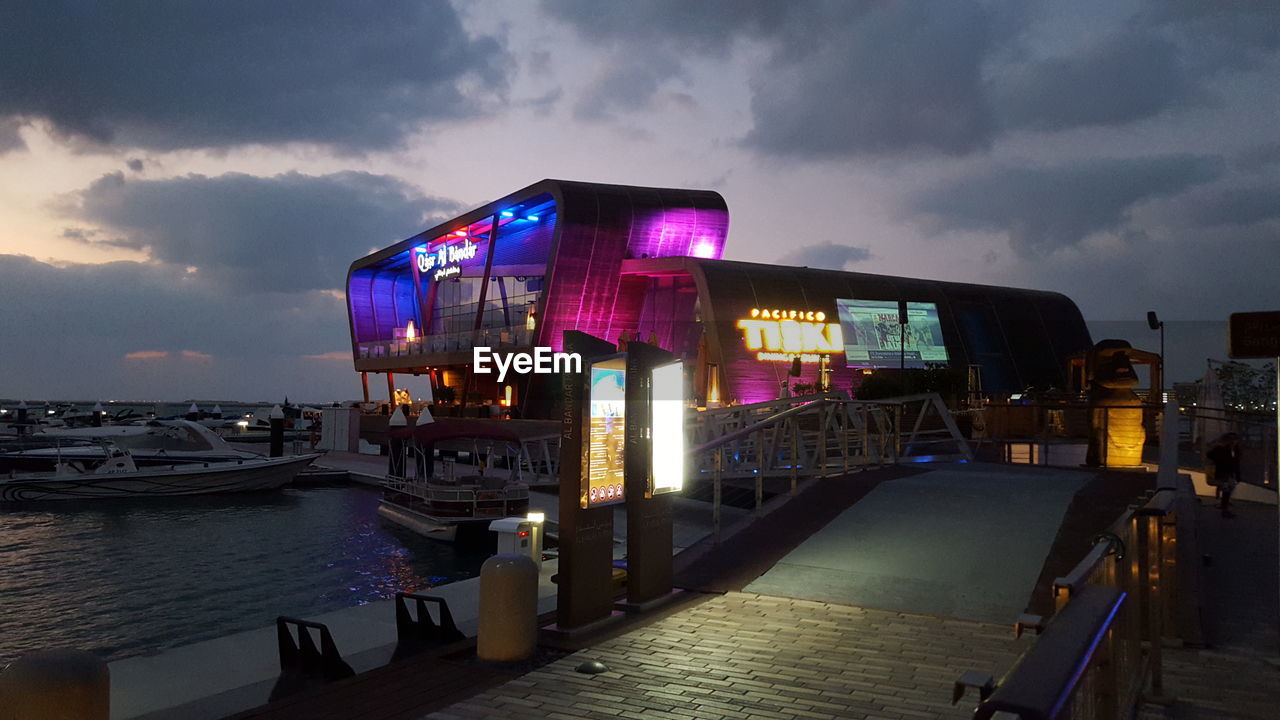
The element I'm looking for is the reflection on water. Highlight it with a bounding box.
[0,486,488,664]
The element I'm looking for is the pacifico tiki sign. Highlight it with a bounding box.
[736,308,843,362]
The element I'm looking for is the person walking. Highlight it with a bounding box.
[1206,433,1242,518]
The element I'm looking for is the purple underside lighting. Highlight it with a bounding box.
[629,208,728,260]
[538,205,730,351]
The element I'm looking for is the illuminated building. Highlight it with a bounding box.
[346,179,1092,412]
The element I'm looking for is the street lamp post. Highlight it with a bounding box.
[1148,311,1165,402]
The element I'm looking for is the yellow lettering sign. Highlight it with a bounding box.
[737,309,843,362]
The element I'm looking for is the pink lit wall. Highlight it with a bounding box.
[537,182,728,352]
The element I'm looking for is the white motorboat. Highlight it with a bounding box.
[0,446,320,502]
[1,420,263,473]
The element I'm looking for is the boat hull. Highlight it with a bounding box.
[0,454,319,502]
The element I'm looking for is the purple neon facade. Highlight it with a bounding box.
[347,179,1090,414]
[345,180,730,413]
[537,184,728,352]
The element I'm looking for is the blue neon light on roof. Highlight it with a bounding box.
[526,214,539,221]
[500,210,514,218]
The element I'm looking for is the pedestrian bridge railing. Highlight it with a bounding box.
[969,584,1128,720]
[959,463,1202,718]
[687,392,973,541]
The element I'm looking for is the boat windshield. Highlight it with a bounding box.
[113,425,217,452]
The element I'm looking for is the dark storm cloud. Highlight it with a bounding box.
[0,255,345,356]
[0,1,509,152]
[778,243,872,270]
[0,254,354,398]
[994,32,1197,132]
[541,0,790,55]
[573,55,683,122]
[544,0,787,125]
[545,1,1004,155]
[744,3,1003,158]
[61,227,143,251]
[1014,222,1280,322]
[0,117,24,152]
[1173,184,1280,229]
[1235,143,1280,173]
[66,171,457,292]
[913,155,1225,255]
[544,2,1277,159]
[1148,1,1280,57]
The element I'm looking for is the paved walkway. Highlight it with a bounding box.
[1138,500,1280,719]
[424,592,1027,720]
[215,464,1277,719]
[745,464,1088,623]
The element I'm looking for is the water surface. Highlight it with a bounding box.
[0,485,487,664]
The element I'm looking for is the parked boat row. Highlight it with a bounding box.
[1,419,319,501]
[0,452,319,502]
[0,419,262,473]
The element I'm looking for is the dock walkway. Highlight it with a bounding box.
[144,462,1279,718]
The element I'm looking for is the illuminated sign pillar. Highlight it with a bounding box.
[623,341,680,608]
[554,331,623,631]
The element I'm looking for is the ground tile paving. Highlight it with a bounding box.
[422,592,1027,720]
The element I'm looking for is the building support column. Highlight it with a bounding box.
[361,372,370,403]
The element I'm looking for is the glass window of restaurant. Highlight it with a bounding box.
[423,194,557,343]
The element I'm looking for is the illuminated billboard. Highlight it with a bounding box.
[585,359,626,508]
[735,307,844,363]
[649,361,684,495]
[835,299,950,368]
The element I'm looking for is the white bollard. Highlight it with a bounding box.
[476,554,539,662]
[0,649,109,720]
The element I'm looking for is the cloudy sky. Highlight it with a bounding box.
[1,1,1277,402]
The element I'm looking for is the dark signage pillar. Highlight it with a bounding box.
[556,331,621,630]
[624,342,677,607]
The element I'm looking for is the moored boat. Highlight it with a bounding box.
[0,447,319,502]
[377,419,530,542]
[1,419,262,474]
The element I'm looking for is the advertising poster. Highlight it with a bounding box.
[836,299,950,368]
[586,363,626,507]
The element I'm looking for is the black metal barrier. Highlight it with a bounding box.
[971,585,1126,720]
[392,592,464,661]
[269,616,356,701]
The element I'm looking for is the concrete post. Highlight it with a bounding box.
[477,554,538,662]
[0,649,109,720]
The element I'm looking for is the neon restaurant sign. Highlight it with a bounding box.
[415,237,479,280]
[736,308,844,362]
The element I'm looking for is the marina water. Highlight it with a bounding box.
[0,484,489,665]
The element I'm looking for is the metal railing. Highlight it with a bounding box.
[686,393,972,542]
[961,470,1198,715]
[357,324,534,359]
[972,584,1128,720]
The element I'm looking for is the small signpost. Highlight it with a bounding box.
[1227,310,1280,659]
[555,331,622,632]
